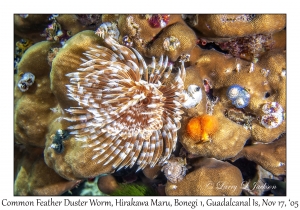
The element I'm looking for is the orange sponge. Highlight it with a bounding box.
[186,114,219,143]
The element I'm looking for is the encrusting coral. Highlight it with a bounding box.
[165,158,243,196]
[14,41,61,147]
[188,14,286,39]
[231,134,286,176]
[178,31,286,161]
[183,47,286,143]
[185,14,286,63]
[14,144,80,195]
[97,174,119,194]
[13,14,286,196]
[142,165,162,180]
[242,165,281,196]
[14,14,51,43]
[116,14,197,61]
[181,105,251,160]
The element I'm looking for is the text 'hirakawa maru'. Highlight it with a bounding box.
[116,198,198,208]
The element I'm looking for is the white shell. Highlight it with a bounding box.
[262,102,284,114]
[260,113,284,129]
[227,87,240,99]
[17,72,35,92]
[260,102,284,129]
[182,85,202,109]
[163,36,180,51]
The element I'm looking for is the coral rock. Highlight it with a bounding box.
[45,31,110,180]
[181,105,250,159]
[188,48,286,144]
[50,30,104,110]
[14,14,50,42]
[14,145,80,195]
[14,41,61,147]
[242,165,278,196]
[117,15,197,61]
[143,165,162,180]
[191,14,286,39]
[165,158,242,195]
[231,134,286,176]
[97,174,119,195]
[145,22,197,61]
[57,15,98,36]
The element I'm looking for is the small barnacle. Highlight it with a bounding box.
[232,94,250,109]
[50,129,70,154]
[227,85,243,101]
[22,72,35,86]
[50,105,62,114]
[17,81,29,92]
[182,84,202,109]
[179,54,190,62]
[236,63,241,72]
[95,22,119,41]
[122,35,133,47]
[249,62,255,73]
[260,113,284,129]
[126,16,140,36]
[227,85,250,109]
[56,129,70,140]
[203,79,218,115]
[261,68,270,77]
[161,156,188,184]
[50,140,64,154]
[17,72,35,92]
[281,69,286,77]
[163,36,180,51]
[49,14,59,20]
[260,102,284,129]
[203,79,218,103]
[262,102,284,115]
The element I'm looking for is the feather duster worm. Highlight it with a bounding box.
[64,36,186,172]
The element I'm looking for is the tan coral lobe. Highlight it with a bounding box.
[165,158,243,196]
